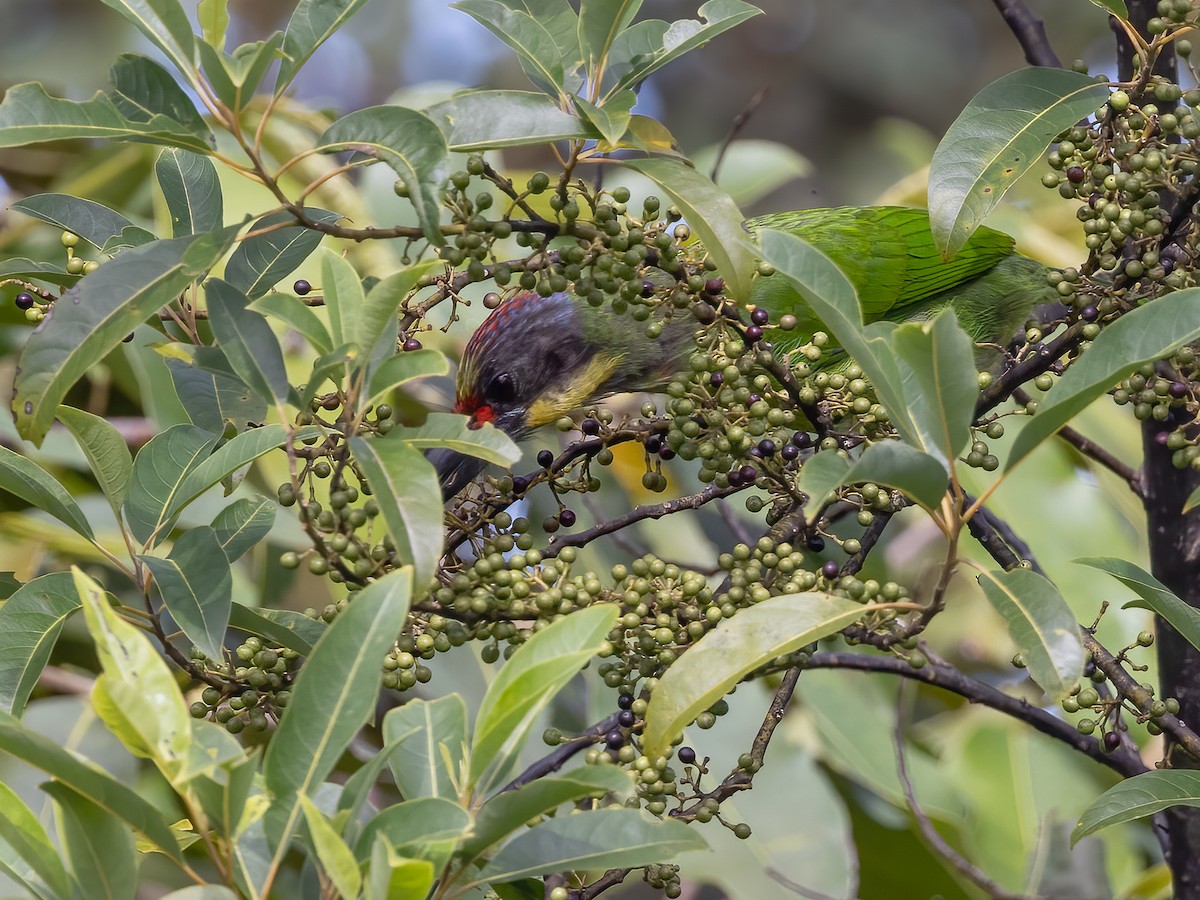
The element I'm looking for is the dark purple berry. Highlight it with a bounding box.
[1170,381,1188,399]
[1103,730,1121,751]
[1156,431,1169,446]
[617,709,635,728]
[293,279,312,295]
[511,475,529,494]
[748,447,763,460]
[678,746,697,764]
[403,337,422,351]
[791,432,812,449]
[806,534,825,552]
[659,447,676,461]
[757,439,776,456]
[641,280,655,297]
[748,394,761,404]
[617,693,634,710]
[581,418,601,435]
[738,465,757,485]
[645,436,663,454]
[750,307,769,326]
[14,292,35,310]
[1081,306,1099,322]
[710,372,724,387]
[1066,166,1085,183]
[781,444,799,461]
[537,449,554,468]
[704,277,725,295]
[605,730,625,749]
[822,560,840,579]
[558,508,576,528]
[745,325,763,342]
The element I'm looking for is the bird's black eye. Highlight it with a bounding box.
[486,372,517,404]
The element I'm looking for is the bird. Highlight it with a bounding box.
[430,206,1055,497]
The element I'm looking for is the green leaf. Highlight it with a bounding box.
[0,446,95,539]
[0,572,81,718]
[795,441,947,520]
[607,0,762,92]
[929,68,1110,259]
[225,208,340,300]
[161,887,238,900]
[123,423,219,547]
[318,249,365,349]
[211,497,276,562]
[364,839,435,900]
[10,194,135,251]
[453,0,565,96]
[140,526,232,660]
[397,414,521,467]
[318,107,449,246]
[0,83,211,152]
[757,228,925,453]
[1073,770,1200,844]
[46,782,137,900]
[498,0,581,65]
[0,780,72,900]
[12,228,235,445]
[424,90,590,151]
[381,694,469,802]
[252,293,333,356]
[300,796,361,900]
[228,605,322,656]
[364,349,448,411]
[263,568,413,852]
[620,157,756,303]
[642,593,869,758]
[348,436,443,593]
[358,260,443,353]
[206,279,291,408]
[337,727,418,828]
[301,344,358,410]
[463,766,634,861]
[477,808,706,883]
[276,0,370,94]
[156,149,223,237]
[1087,0,1127,19]
[575,91,635,146]
[692,138,810,208]
[470,605,619,794]
[578,0,642,76]
[0,709,185,862]
[97,0,197,81]
[56,406,133,515]
[354,797,471,872]
[1007,288,1200,470]
[976,568,1083,701]
[891,309,979,466]
[197,0,229,47]
[1074,557,1200,654]
[165,357,266,435]
[109,53,209,139]
[0,258,77,287]
[198,36,285,111]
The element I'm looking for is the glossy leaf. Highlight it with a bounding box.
[300,796,361,900]
[0,780,72,900]
[1074,770,1200,844]
[355,797,471,872]
[500,0,581,65]
[56,406,133,515]
[929,68,1110,259]
[365,349,448,410]
[1008,288,1200,470]
[358,259,443,353]
[197,0,229,47]
[10,194,135,251]
[276,0,370,93]
[621,157,756,302]
[463,765,634,861]
[165,358,265,435]
[199,35,284,111]
[109,53,208,138]
[0,572,81,717]
[470,605,619,793]
[262,568,413,851]
[206,279,291,407]
[318,249,365,349]
[98,0,197,79]
[578,0,641,75]
[123,423,219,546]
[348,436,443,592]
[477,808,706,883]
[13,229,234,445]
[141,526,232,660]
[318,107,449,245]
[424,90,590,150]
[156,149,223,237]
[1075,557,1200,654]
[211,497,276,562]
[453,0,565,96]
[575,91,635,146]
[0,446,95,539]
[977,568,1083,700]
[252,293,333,355]
[47,782,137,900]
[0,709,184,862]
[1088,0,1128,16]
[381,694,469,801]
[795,441,947,521]
[397,414,521,466]
[225,209,340,300]
[642,593,868,758]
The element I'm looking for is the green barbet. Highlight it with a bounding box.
[431,205,1054,496]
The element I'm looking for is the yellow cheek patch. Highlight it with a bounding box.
[526,354,622,429]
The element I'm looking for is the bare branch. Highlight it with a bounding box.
[989,0,1062,68]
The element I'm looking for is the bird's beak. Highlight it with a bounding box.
[427,447,489,501]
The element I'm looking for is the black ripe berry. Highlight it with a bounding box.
[806,534,825,552]
[678,746,697,764]
[1081,306,1099,322]
[757,439,776,457]
[781,444,799,461]
[617,693,634,710]
[581,417,601,435]
[605,730,625,749]
[537,449,554,468]
[403,337,423,352]
[1103,731,1121,751]
[511,475,530,494]
[791,432,812,449]
[750,307,769,326]
[617,709,635,728]
[745,325,764,342]
[558,508,577,528]
[14,292,35,310]
[293,279,312,295]
[822,560,840,579]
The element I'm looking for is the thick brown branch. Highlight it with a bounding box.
[989,0,1062,67]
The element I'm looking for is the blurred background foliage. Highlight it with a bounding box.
[0,1,1170,897]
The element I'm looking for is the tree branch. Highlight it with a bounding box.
[989,0,1062,68]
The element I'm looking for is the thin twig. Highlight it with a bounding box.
[709,89,767,185]
[989,0,1062,67]
[500,714,621,794]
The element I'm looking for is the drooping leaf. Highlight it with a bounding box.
[620,157,756,303]
[140,526,233,660]
[641,593,869,758]
[97,0,198,80]
[156,149,223,237]
[424,90,590,151]
[381,694,469,802]
[109,52,209,138]
[0,572,80,717]
[453,0,565,96]
[1008,288,1200,470]
[929,68,1110,259]
[470,605,619,794]
[123,423,219,547]
[0,780,72,900]
[794,442,947,521]
[12,228,235,445]
[1075,557,1200,654]
[56,406,133,515]
[348,436,443,592]
[397,414,521,467]
[1073,770,1200,844]
[211,497,276,562]
[976,568,1083,701]
[262,569,413,851]
[300,796,362,900]
[275,0,370,94]
[205,279,292,408]
[10,194,136,251]
[318,107,449,245]
[225,209,341,300]
[46,782,138,900]
[364,350,448,411]
[0,446,95,539]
